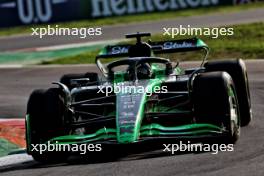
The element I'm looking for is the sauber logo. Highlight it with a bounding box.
[111,46,129,55]
[163,41,194,50]
[0,0,68,24]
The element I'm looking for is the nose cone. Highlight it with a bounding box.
[116,92,146,143]
[115,80,150,144]
[115,79,164,143]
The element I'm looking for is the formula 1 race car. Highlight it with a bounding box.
[26,32,252,163]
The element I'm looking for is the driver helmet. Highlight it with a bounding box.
[137,63,152,79]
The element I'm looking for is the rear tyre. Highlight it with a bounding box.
[60,72,99,90]
[193,72,240,144]
[26,88,68,163]
[204,59,252,126]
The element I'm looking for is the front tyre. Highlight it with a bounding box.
[205,59,252,126]
[193,71,240,144]
[26,88,68,163]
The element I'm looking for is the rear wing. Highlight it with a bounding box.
[96,38,209,59]
[96,38,209,77]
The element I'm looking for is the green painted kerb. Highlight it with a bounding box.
[0,138,20,157]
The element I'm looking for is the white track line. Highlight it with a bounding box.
[0,154,32,167]
[0,65,24,69]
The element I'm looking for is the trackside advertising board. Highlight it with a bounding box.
[0,0,261,28]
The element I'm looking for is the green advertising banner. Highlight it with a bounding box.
[88,0,230,18]
[0,0,260,28]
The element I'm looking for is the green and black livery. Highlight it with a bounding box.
[26,33,252,162]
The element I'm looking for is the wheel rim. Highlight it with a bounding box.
[229,87,240,138]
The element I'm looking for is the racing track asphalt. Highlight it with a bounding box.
[0,60,264,176]
[0,8,264,51]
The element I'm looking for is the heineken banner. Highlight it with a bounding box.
[0,0,260,28]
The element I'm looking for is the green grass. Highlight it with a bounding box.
[1,2,264,36]
[41,49,100,65]
[42,22,264,65]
